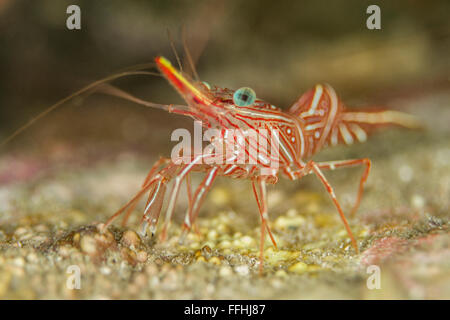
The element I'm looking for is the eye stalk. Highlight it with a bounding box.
[233,87,256,107]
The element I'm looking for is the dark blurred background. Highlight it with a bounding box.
[0,0,449,158]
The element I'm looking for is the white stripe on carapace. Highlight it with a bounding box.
[305,122,324,131]
[349,123,367,142]
[317,84,339,148]
[292,118,305,158]
[331,127,339,146]
[339,123,354,145]
[280,114,305,161]
[224,164,237,174]
[277,132,294,164]
[235,109,296,123]
[302,84,323,117]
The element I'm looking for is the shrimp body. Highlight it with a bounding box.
[103,56,420,272]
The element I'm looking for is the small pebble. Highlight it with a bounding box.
[137,251,148,263]
[31,235,48,243]
[189,242,200,250]
[121,247,137,265]
[145,264,158,276]
[275,269,288,278]
[96,223,106,232]
[274,215,305,230]
[95,231,114,247]
[209,257,221,265]
[196,256,207,263]
[233,232,243,239]
[201,245,212,257]
[240,235,255,247]
[72,233,81,244]
[359,228,369,237]
[13,257,25,268]
[133,273,148,288]
[14,227,28,237]
[34,224,49,233]
[58,245,73,257]
[80,235,97,254]
[14,227,33,241]
[219,240,231,249]
[26,252,39,264]
[264,248,300,265]
[288,261,308,274]
[121,230,141,248]
[234,265,249,276]
[207,229,218,240]
[219,266,233,277]
[217,223,230,234]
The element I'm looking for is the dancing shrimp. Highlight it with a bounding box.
[99,56,421,272]
[2,55,421,273]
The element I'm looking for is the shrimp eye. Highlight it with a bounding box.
[233,87,256,107]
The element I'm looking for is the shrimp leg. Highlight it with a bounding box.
[306,161,359,253]
[159,154,212,241]
[252,176,278,274]
[314,158,371,216]
[179,167,219,242]
[121,157,172,227]
[103,161,179,234]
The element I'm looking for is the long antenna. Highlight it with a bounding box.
[167,28,183,72]
[0,70,160,149]
[182,26,200,81]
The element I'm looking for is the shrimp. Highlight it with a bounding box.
[101,56,421,273]
[2,55,421,274]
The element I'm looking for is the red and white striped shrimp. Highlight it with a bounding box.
[100,56,421,272]
[2,55,421,273]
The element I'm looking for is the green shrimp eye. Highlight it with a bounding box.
[233,87,256,107]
